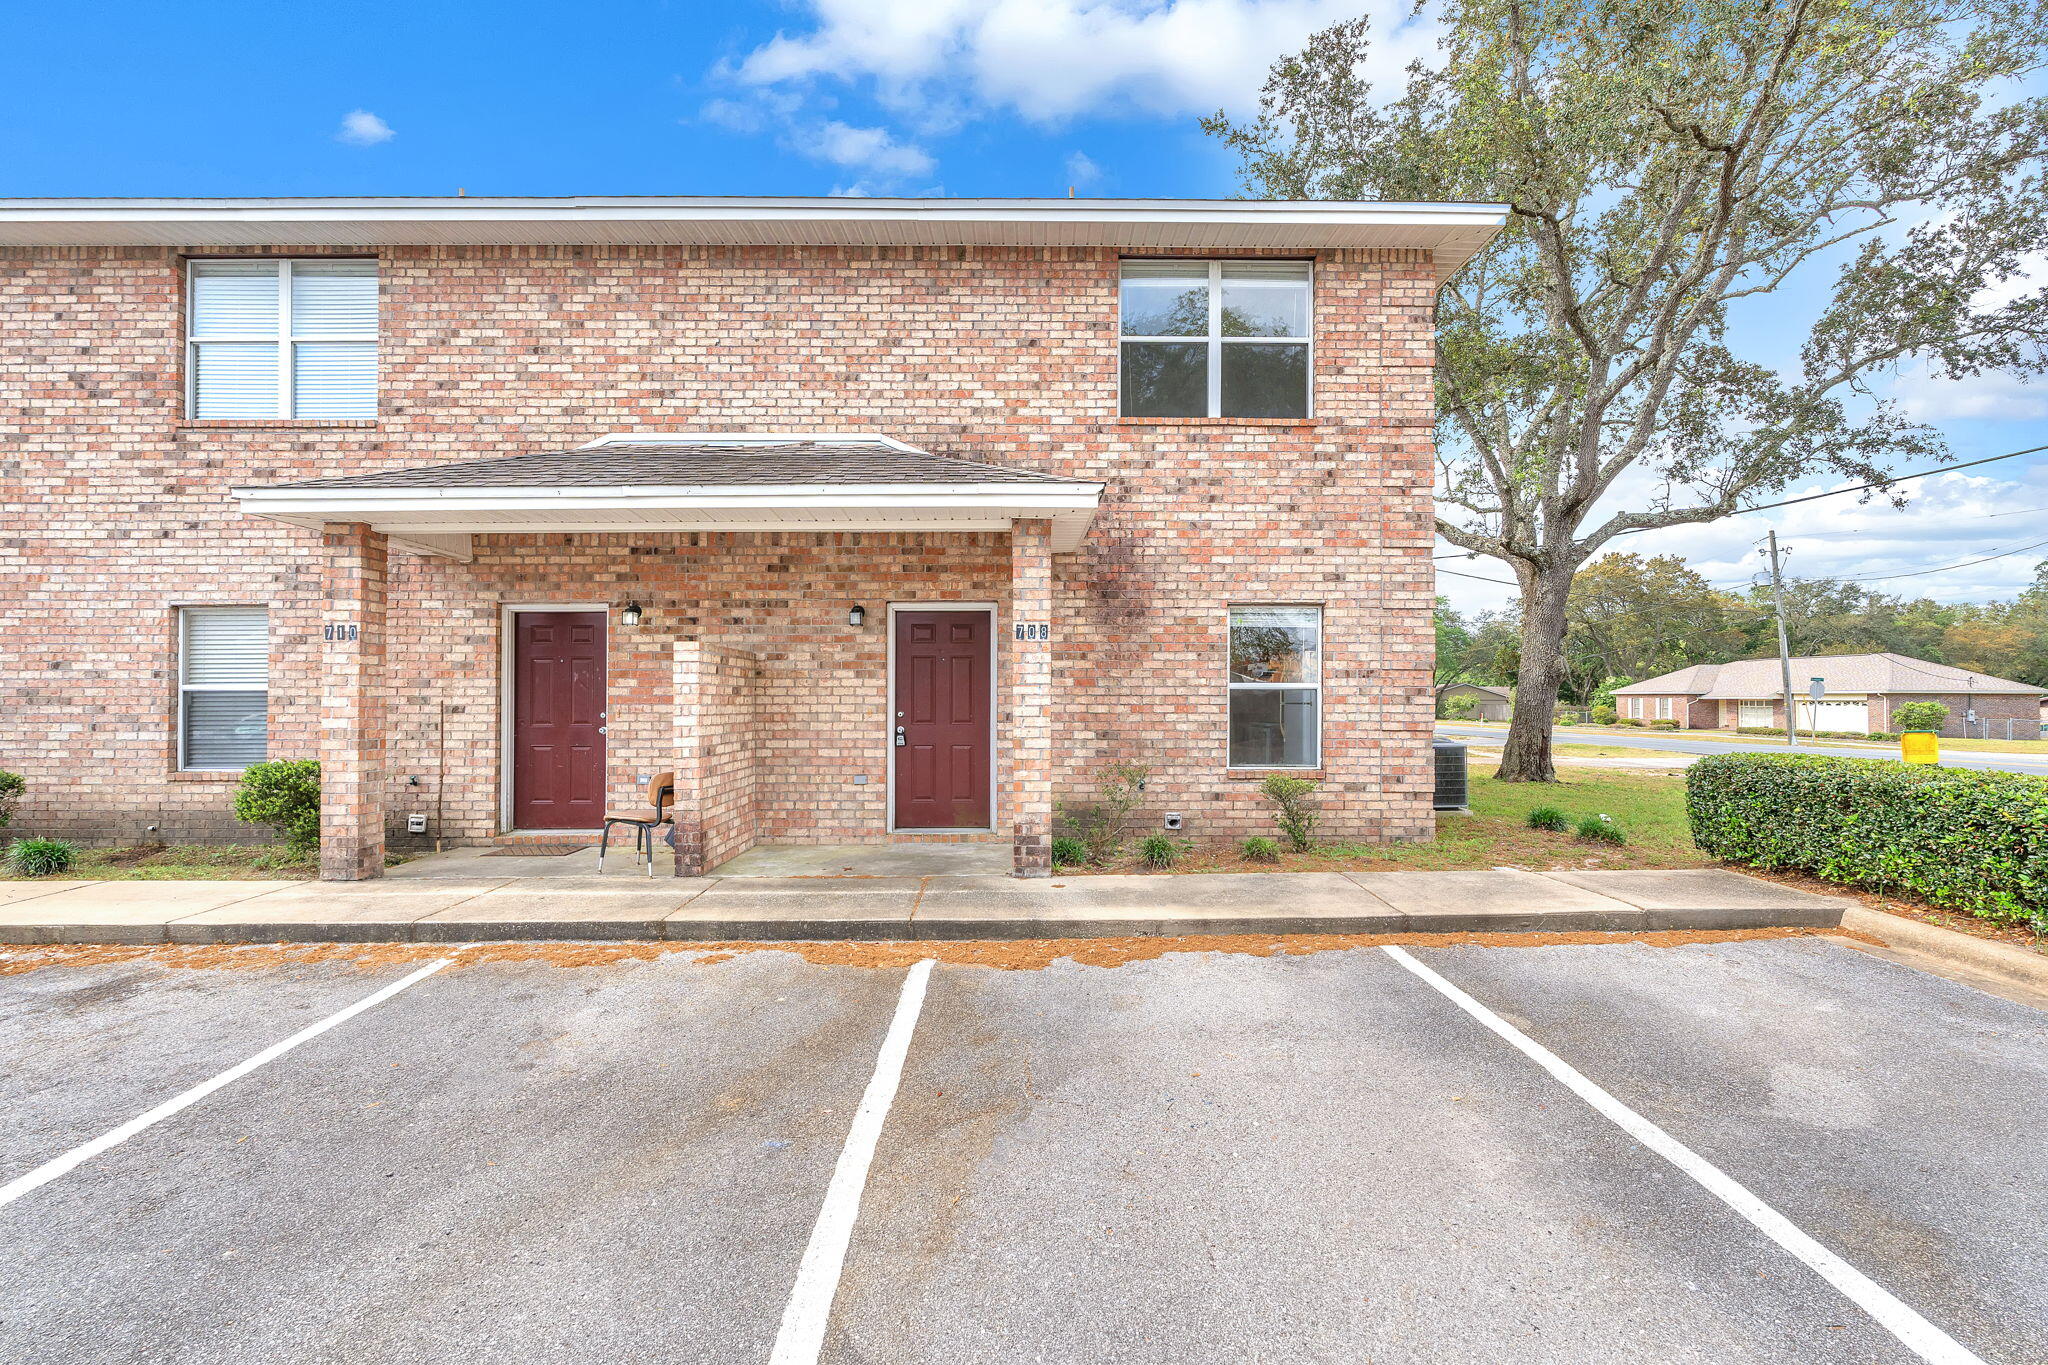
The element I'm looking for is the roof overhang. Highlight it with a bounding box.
[233,480,1105,558]
[0,196,1508,283]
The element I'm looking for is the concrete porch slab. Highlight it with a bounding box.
[909,872,1399,939]
[413,879,715,942]
[1344,869,1646,933]
[166,879,516,943]
[1541,869,1861,928]
[665,877,922,940]
[387,846,674,880]
[0,881,300,945]
[709,842,1011,878]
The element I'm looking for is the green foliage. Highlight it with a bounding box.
[1620,718,1644,727]
[1575,814,1626,844]
[1241,836,1281,863]
[0,769,22,831]
[7,837,77,877]
[1139,834,1188,869]
[1589,705,1619,726]
[1648,719,1681,731]
[1686,754,2048,923]
[1526,805,1570,832]
[1258,773,1320,851]
[232,759,322,854]
[1056,762,1151,865]
[1443,693,1479,719]
[1893,701,1950,732]
[1050,836,1089,869]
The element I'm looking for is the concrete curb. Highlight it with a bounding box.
[1838,906,2048,992]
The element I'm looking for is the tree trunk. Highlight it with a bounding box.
[1497,564,1573,782]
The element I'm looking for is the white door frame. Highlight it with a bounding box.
[885,601,999,834]
[499,602,610,833]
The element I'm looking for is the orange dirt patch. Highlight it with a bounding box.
[0,925,1873,977]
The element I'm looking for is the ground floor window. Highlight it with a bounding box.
[1227,605,1321,767]
[179,606,270,770]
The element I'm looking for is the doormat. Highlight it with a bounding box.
[481,843,594,857]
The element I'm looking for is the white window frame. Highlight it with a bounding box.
[177,605,270,772]
[1226,604,1322,770]
[185,258,378,419]
[1119,259,1314,418]
[1657,696,1674,721]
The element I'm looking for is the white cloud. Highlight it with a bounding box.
[731,0,1435,125]
[1893,363,2048,421]
[795,120,935,177]
[1064,150,1103,187]
[334,110,395,146]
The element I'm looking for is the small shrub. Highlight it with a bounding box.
[0,769,23,832]
[1443,694,1478,719]
[1138,834,1187,869]
[1590,705,1618,726]
[1575,813,1626,844]
[7,837,77,877]
[1867,731,1900,743]
[1687,753,2048,923]
[1648,719,1680,731]
[1056,762,1150,865]
[233,759,322,854]
[1259,773,1320,851]
[1526,805,1570,832]
[1737,725,1784,736]
[1893,701,1950,733]
[1241,835,1280,863]
[1620,717,1645,727]
[1050,835,1089,868]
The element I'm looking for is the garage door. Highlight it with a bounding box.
[1796,699,1869,733]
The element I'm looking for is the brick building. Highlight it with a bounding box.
[0,197,1504,879]
[1612,654,2047,739]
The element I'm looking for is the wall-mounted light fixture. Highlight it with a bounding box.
[620,602,644,628]
[848,604,867,628]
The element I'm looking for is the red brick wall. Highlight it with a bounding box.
[1,242,1440,850]
[1874,693,2043,741]
[671,641,760,873]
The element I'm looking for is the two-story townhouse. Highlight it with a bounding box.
[0,197,1503,880]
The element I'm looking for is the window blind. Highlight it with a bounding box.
[180,606,269,770]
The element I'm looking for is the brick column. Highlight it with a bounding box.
[1009,519,1055,877]
[319,523,388,881]
[669,640,707,876]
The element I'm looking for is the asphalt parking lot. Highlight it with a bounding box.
[2,934,2042,1364]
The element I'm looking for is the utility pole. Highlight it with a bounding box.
[1764,531,1799,748]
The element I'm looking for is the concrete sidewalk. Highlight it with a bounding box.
[0,868,1854,945]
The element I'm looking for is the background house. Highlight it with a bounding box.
[1437,683,1510,721]
[1611,653,2047,739]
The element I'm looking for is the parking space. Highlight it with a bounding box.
[1,935,2041,1364]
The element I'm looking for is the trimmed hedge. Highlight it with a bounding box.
[1686,753,2048,923]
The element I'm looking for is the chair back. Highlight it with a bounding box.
[648,770,675,817]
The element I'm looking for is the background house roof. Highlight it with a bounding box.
[0,196,1508,283]
[1612,653,2048,698]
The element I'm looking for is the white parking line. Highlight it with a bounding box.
[0,956,458,1210]
[1383,945,1987,1365]
[770,957,934,1365]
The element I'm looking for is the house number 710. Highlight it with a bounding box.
[322,623,360,643]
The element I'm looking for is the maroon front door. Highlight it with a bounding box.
[511,611,607,829]
[893,610,992,829]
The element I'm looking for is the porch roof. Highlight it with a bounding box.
[232,434,1104,559]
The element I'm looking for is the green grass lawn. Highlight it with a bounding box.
[1,843,318,881]
[1349,764,1706,872]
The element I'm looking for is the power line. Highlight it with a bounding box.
[1631,443,2048,527]
[1838,534,2048,584]
[1438,565,1520,586]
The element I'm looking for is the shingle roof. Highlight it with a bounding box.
[1612,653,2047,698]
[262,441,1091,492]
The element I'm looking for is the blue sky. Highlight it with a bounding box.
[8,0,2044,615]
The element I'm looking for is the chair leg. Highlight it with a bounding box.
[598,820,617,874]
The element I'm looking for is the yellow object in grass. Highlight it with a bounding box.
[1899,731,1939,765]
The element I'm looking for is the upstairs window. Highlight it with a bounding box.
[178,606,270,771]
[188,259,377,419]
[1120,260,1311,419]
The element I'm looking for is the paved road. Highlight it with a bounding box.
[1438,724,2048,776]
[2,937,2043,1363]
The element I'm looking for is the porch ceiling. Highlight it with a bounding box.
[232,434,1104,557]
